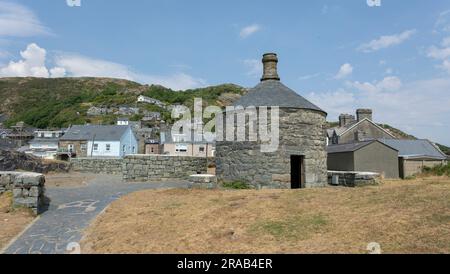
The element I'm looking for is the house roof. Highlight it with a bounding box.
[59,125,130,141]
[329,118,396,139]
[379,139,447,160]
[233,80,326,114]
[30,138,60,144]
[327,140,398,154]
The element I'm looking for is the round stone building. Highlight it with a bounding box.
[215,53,328,189]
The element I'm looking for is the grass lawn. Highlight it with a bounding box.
[81,177,450,254]
[0,192,35,251]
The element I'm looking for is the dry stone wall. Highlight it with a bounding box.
[0,171,46,214]
[70,158,123,175]
[123,155,207,181]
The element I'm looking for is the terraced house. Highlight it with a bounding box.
[58,125,138,159]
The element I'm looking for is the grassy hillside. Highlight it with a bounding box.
[0,77,246,129]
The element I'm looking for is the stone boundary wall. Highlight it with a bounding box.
[328,171,380,187]
[123,155,208,181]
[0,172,46,214]
[70,158,123,175]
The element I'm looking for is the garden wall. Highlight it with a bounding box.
[123,155,207,181]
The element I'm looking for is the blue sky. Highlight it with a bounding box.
[0,0,450,145]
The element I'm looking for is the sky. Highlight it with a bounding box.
[0,0,449,145]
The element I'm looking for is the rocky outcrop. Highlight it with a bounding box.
[0,149,70,174]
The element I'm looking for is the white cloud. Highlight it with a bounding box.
[54,53,207,90]
[348,76,402,93]
[49,67,66,78]
[0,2,50,37]
[0,43,207,90]
[427,45,450,60]
[334,63,353,79]
[434,10,450,33]
[358,30,416,52]
[307,77,450,144]
[243,59,262,77]
[299,73,321,81]
[0,43,62,78]
[426,37,450,75]
[239,24,261,38]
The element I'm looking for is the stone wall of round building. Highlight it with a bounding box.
[216,108,327,189]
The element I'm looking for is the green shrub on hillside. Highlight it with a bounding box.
[423,164,450,177]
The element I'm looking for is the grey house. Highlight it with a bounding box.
[327,140,399,179]
[327,109,396,145]
[379,139,448,178]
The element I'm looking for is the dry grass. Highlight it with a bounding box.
[0,192,35,250]
[81,177,450,254]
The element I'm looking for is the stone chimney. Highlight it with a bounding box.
[356,109,373,122]
[339,114,356,127]
[261,53,280,82]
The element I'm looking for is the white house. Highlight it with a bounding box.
[59,125,138,158]
[26,129,66,159]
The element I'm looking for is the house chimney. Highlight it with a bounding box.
[339,114,356,127]
[261,53,280,82]
[357,109,373,122]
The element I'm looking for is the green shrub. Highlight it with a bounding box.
[422,164,450,177]
[222,181,251,190]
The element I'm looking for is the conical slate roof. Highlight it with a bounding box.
[233,80,326,114]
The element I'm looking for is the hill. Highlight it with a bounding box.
[0,77,246,128]
[0,77,448,153]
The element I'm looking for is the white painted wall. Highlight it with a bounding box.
[87,141,121,157]
[83,127,138,158]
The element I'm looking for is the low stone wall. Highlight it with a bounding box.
[70,158,123,175]
[123,155,207,181]
[0,171,46,214]
[328,171,380,187]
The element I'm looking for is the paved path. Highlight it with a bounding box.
[3,175,188,254]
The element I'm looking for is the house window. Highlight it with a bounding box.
[80,144,87,152]
[68,144,74,153]
[132,146,136,153]
[199,147,205,152]
[151,147,154,153]
[123,145,126,153]
[176,144,188,153]
[52,133,56,138]
[93,144,99,151]
[106,144,111,152]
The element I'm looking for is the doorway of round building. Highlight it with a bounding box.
[291,155,305,189]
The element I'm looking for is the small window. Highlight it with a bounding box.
[132,146,136,153]
[93,144,99,151]
[123,145,126,152]
[68,144,74,152]
[199,147,205,152]
[106,144,111,151]
[151,147,154,153]
[80,144,87,152]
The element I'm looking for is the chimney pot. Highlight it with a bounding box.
[261,53,280,82]
[356,109,373,122]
